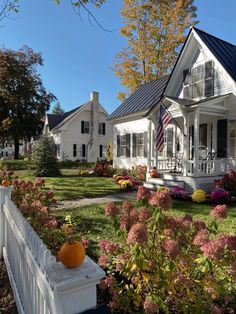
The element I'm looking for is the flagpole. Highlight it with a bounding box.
[161,100,186,137]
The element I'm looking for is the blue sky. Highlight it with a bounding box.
[1,0,236,114]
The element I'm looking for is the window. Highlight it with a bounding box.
[73,144,77,157]
[81,121,90,134]
[166,128,174,157]
[99,145,106,158]
[98,123,106,135]
[229,120,236,157]
[117,134,130,157]
[183,61,214,99]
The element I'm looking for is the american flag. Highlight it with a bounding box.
[156,104,172,152]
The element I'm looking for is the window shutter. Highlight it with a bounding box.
[217,119,227,158]
[126,134,131,157]
[205,61,214,97]
[99,145,103,158]
[103,123,106,135]
[144,132,148,158]
[73,144,77,157]
[117,135,121,157]
[82,144,86,158]
[132,133,137,157]
[183,68,190,85]
[81,121,84,133]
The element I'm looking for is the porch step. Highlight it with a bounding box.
[144,178,184,190]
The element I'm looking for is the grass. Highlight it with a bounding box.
[15,169,121,200]
[53,199,236,258]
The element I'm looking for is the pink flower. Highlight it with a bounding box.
[98,240,119,253]
[44,216,57,229]
[136,186,151,201]
[127,223,148,244]
[163,228,173,237]
[98,255,109,267]
[47,191,54,199]
[210,204,227,220]
[120,213,133,230]
[139,207,152,221]
[149,189,171,211]
[200,239,225,260]
[104,202,120,217]
[81,239,90,249]
[161,239,179,259]
[143,299,159,314]
[193,229,209,246]
[122,201,134,213]
[192,220,206,231]
[35,178,45,187]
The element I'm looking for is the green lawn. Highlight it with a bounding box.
[53,200,236,258]
[15,169,120,200]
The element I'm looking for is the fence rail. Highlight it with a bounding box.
[0,187,105,314]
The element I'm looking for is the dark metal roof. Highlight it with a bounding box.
[47,105,82,131]
[194,27,236,81]
[108,75,169,120]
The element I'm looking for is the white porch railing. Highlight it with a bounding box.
[156,158,236,177]
[187,158,236,176]
[0,187,105,314]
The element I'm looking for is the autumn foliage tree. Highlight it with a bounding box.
[0,46,55,159]
[114,0,198,101]
[52,101,64,115]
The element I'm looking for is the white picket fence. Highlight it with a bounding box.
[0,186,105,314]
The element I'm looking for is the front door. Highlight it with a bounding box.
[217,119,228,158]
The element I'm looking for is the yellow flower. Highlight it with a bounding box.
[192,189,207,203]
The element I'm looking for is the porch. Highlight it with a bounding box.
[145,94,236,192]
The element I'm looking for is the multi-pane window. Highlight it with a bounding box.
[183,61,214,99]
[120,135,127,157]
[137,133,145,157]
[98,123,106,135]
[229,120,236,157]
[81,121,90,134]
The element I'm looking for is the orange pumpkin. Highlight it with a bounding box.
[150,170,158,178]
[59,241,85,268]
[2,180,10,187]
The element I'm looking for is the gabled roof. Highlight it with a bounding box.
[108,75,169,120]
[194,27,236,81]
[47,105,82,131]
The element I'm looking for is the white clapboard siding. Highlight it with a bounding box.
[3,195,56,314]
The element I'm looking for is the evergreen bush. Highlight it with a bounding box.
[31,137,61,177]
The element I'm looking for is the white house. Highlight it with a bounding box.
[43,92,112,162]
[108,27,236,192]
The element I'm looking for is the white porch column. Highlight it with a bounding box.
[194,108,200,176]
[183,111,189,176]
[147,119,152,171]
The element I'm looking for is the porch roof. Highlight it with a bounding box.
[164,93,232,108]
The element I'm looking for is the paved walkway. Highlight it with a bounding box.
[52,191,136,210]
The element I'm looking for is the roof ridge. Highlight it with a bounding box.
[193,26,236,48]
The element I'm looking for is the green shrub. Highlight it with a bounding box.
[0,160,30,170]
[31,137,61,177]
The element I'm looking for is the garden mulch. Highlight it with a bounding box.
[0,260,17,314]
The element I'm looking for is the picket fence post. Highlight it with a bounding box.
[44,256,106,314]
[0,186,13,259]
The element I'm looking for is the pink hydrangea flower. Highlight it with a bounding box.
[98,240,119,253]
[139,207,152,222]
[210,204,227,220]
[192,220,206,231]
[193,229,209,246]
[81,239,90,249]
[127,223,148,244]
[120,213,133,230]
[200,239,225,260]
[161,239,179,259]
[47,191,54,199]
[122,201,134,213]
[104,202,120,217]
[44,216,57,229]
[143,299,159,314]
[136,186,151,201]
[98,255,109,267]
[35,178,45,187]
[163,228,173,237]
[149,189,171,211]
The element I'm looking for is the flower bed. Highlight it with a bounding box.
[97,186,236,313]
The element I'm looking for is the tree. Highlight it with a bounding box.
[0,0,19,21]
[52,102,64,115]
[31,136,61,177]
[114,0,198,101]
[0,46,56,159]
